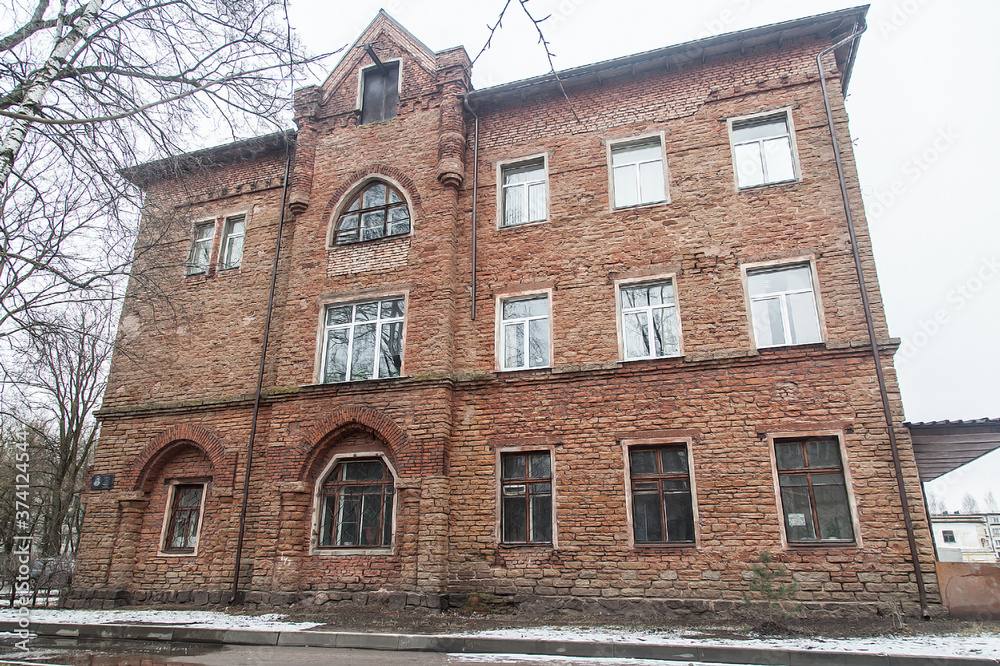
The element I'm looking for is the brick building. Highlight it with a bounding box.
[72,6,942,616]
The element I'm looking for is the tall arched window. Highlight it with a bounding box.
[319,458,395,547]
[333,181,410,244]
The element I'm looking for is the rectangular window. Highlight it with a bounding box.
[774,437,855,544]
[219,215,245,270]
[611,139,666,208]
[164,484,204,552]
[747,263,821,348]
[321,297,404,383]
[187,222,214,275]
[501,158,546,227]
[619,280,680,360]
[499,295,550,370]
[731,113,797,189]
[941,530,956,543]
[501,451,552,544]
[629,445,695,545]
[993,527,1000,536]
[361,62,399,125]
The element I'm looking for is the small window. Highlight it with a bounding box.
[186,222,214,275]
[747,263,821,348]
[321,297,404,383]
[163,484,204,552]
[499,295,550,371]
[941,530,956,544]
[731,113,797,188]
[993,527,1000,536]
[361,62,399,125]
[774,437,854,544]
[333,181,410,245]
[219,215,245,270]
[629,445,695,545]
[501,451,552,544]
[619,280,680,360]
[319,459,394,548]
[610,139,666,208]
[501,158,546,227]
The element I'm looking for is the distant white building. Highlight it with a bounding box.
[931,514,998,563]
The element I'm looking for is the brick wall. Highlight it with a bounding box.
[73,12,939,616]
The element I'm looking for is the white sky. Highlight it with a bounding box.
[284,0,1000,511]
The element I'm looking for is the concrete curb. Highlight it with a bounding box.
[1,621,997,666]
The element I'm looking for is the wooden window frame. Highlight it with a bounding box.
[499,450,554,546]
[332,180,411,245]
[159,481,208,556]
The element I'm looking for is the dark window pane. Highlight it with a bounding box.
[807,439,841,468]
[502,454,525,480]
[361,63,399,124]
[632,491,664,542]
[664,490,695,542]
[531,494,552,542]
[362,182,386,208]
[780,485,817,542]
[630,450,657,475]
[776,441,806,470]
[529,453,550,478]
[350,323,376,380]
[379,321,403,378]
[815,483,854,540]
[324,329,349,383]
[660,447,688,474]
[503,496,527,542]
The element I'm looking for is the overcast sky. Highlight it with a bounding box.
[285,0,1000,511]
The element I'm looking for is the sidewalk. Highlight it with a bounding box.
[2,615,999,666]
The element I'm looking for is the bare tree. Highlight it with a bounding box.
[927,493,946,516]
[985,491,998,514]
[1,304,112,556]
[0,0,326,369]
[960,493,981,515]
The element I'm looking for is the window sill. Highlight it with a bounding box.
[327,233,412,251]
[633,542,698,550]
[612,199,669,212]
[312,546,394,556]
[621,353,684,364]
[157,549,198,558]
[498,219,549,232]
[496,366,551,374]
[754,341,824,352]
[307,375,408,388]
[499,542,553,549]
[786,541,857,550]
[737,177,800,192]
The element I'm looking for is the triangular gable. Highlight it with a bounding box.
[319,10,437,103]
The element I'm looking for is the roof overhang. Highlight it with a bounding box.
[464,5,868,105]
[120,131,294,187]
[907,419,1000,483]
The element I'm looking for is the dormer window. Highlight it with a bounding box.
[361,61,399,125]
[333,181,411,244]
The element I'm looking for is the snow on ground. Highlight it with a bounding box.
[457,626,1000,659]
[451,656,738,666]
[0,609,320,631]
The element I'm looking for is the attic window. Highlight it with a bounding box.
[334,181,410,244]
[361,61,399,124]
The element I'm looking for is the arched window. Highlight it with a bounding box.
[319,458,394,547]
[333,181,410,244]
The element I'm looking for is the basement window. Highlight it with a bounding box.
[361,61,399,125]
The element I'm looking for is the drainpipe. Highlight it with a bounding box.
[462,97,479,320]
[230,130,294,604]
[817,20,930,618]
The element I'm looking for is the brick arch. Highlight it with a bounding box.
[322,165,423,224]
[296,405,408,482]
[124,424,228,493]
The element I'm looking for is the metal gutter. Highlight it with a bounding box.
[817,19,930,618]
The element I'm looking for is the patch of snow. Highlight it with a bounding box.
[0,609,320,631]
[450,655,734,665]
[457,626,1000,659]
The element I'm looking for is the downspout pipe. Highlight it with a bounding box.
[817,20,930,618]
[230,129,294,604]
[462,96,479,321]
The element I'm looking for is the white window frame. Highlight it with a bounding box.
[497,154,548,228]
[309,451,398,556]
[218,214,246,270]
[728,108,800,190]
[495,290,553,372]
[186,220,215,275]
[765,430,862,549]
[316,294,407,383]
[615,275,683,361]
[158,479,209,557]
[621,438,699,549]
[495,446,558,548]
[606,133,669,210]
[741,258,825,350]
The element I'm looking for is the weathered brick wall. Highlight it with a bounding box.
[74,17,938,615]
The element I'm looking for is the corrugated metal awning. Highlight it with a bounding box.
[906,418,1000,483]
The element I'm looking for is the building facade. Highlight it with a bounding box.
[932,514,1000,563]
[72,7,941,616]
